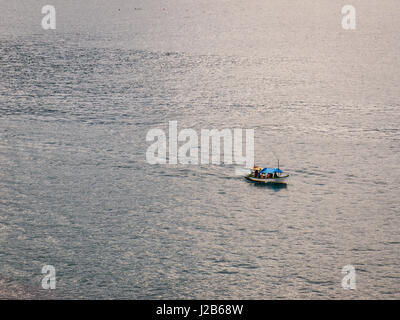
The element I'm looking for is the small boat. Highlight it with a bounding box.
[245,166,289,184]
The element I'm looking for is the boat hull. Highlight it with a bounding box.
[245,175,289,184]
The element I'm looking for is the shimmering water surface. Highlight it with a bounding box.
[0,0,399,299]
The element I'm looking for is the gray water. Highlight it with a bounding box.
[0,0,399,299]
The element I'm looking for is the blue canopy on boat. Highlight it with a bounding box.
[260,167,283,174]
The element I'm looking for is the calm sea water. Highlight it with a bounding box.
[0,0,399,299]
